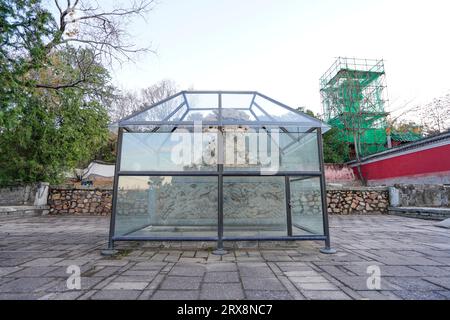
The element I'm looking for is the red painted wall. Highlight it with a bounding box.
[353,144,450,181]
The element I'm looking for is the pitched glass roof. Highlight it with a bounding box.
[119,91,329,132]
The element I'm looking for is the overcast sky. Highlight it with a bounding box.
[108,0,450,118]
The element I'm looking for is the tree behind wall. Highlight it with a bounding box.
[0,91,109,184]
[0,46,111,185]
[108,79,179,123]
[0,0,154,185]
[419,94,450,135]
[322,128,350,164]
[297,108,349,163]
[393,92,450,136]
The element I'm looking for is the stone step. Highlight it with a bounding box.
[388,206,450,220]
[0,205,49,217]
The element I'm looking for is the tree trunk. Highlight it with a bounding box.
[353,132,366,186]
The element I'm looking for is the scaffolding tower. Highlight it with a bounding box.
[320,57,388,159]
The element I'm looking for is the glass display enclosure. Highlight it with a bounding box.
[106,91,335,254]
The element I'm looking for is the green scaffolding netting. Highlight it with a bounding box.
[320,57,388,158]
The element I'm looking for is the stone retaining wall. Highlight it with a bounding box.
[48,187,112,215]
[327,187,389,215]
[0,183,49,208]
[48,186,389,216]
[0,184,38,205]
[389,184,450,208]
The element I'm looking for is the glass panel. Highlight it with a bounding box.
[222,93,253,109]
[290,177,324,235]
[254,95,310,122]
[125,95,184,122]
[222,129,319,172]
[123,125,159,133]
[223,176,287,237]
[120,92,328,133]
[223,129,275,172]
[168,104,188,121]
[115,176,218,237]
[279,132,319,171]
[281,126,318,133]
[250,104,271,121]
[184,110,218,121]
[186,93,218,109]
[183,109,256,122]
[221,109,256,122]
[120,131,217,171]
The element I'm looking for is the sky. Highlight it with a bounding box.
[106,0,450,118]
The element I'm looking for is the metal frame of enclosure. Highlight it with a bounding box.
[105,91,335,254]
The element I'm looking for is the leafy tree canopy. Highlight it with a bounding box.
[322,128,350,163]
[0,0,117,185]
[296,107,349,163]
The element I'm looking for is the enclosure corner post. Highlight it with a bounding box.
[102,127,124,256]
[213,122,228,256]
[317,127,337,254]
[213,170,227,255]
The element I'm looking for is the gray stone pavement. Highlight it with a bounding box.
[0,215,449,300]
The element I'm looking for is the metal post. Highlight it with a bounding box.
[101,127,124,256]
[218,92,222,125]
[317,127,336,254]
[285,176,293,237]
[213,124,227,255]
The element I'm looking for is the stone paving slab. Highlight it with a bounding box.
[200,283,244,300]
[160,276,202,290]
[245,290,293,300]
[151,290,199,300]
[204,272,240,283]
[0,215,449,300]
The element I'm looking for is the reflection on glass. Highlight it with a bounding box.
[221,109,255,121]
[115,176,218,237]
[279,132,319,171]
[222,130,319,172]
[223,176,287,237]
[125,94,184,122]
[168,104,188,121]
[221,94,254,109]
[290,177,324,235]
[120,131,217,171]
[121,92,327,129]
[185,93,218,109]
[253,95,303,121]
[185,110,218,121]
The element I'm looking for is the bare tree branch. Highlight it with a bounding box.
[31,0,155,91]
[48,0,155,63]
[54,0,63,15]
[108,79,179,123]
[415,94,450,135]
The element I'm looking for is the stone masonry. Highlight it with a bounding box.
[327,187,389,215]
[0,184,39,205]
[48,186,389,216]
[393,184,450,207]
[48,187,111,215]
